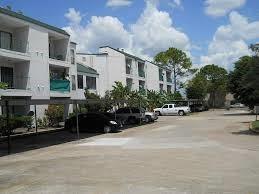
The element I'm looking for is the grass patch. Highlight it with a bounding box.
[252,121,259,130]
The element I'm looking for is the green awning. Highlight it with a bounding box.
[77,63,99,75]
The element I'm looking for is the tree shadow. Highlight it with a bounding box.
[0,130,102,157]
[232,129,259,136]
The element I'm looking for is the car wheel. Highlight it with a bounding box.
[103,126,111,133]
[128,117,137,125]
[178,110,184,116]
[144,116,150,123]
[155,111,161,116]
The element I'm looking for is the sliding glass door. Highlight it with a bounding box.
[1,67,14,88]
[0,31,12,50]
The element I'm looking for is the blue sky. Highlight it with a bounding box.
[1,0,259,69]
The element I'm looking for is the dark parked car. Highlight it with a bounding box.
[65,112,120,133]
[115,107,145,124]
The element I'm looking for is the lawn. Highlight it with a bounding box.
[252,120,259,130]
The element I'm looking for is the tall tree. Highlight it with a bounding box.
[154,47,194,92]
[186,73,208,100]
[229,56,259,108]
[200,64,228,108]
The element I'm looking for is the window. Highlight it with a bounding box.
[82,57,86,62]
[70,49,75,64]
[77,75,83,89]
[1,67,13,88]
[116,108,130,114]
[163,105,168,109]
[0,31,12,50]
[169,105,173,109]
[86,76,96,90]
[131,108,140,113]
[71,75,76,90]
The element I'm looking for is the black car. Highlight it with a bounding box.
[65,112,120,133]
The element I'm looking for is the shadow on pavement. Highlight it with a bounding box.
[0,130,101,157]
[232,129,259,136]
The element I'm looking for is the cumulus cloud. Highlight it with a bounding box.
[205,0,246,17]
[106,0,132,7]
[63,16,130,52]
[65,8,82,24]
[131,0,189,56]
[63,0,190,58]
[168,0,182,9]
[201,11,259,70]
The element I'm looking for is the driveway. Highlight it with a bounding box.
[0,110,259,193]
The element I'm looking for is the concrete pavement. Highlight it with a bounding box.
[0,110,259,193]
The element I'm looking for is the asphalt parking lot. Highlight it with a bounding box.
[0,109,259,194]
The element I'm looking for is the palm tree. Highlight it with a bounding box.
[111,81,130,107]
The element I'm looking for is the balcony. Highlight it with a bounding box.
[49,36,69,67]
[0,76,32,97]
[0,38,30,61]
[50,79,70,92]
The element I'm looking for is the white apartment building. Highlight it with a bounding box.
[0,7,78,117]
[77,46,174,97]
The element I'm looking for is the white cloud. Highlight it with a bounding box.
[168,0,182,9]
[205,0,246,17]
[63,0,190,59]
[65,8,82,24]
[131,0,190,56]
[201,11,259,70]
[106,0,132,7]
[63,16,130,52]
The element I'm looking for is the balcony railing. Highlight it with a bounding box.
[50,79,70,92]
[138,69,145,78]
[1,76,31,90]
[0,39,29,53]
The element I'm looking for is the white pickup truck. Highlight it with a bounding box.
[154,104,190,116]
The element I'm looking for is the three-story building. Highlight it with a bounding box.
[0,7,77,117]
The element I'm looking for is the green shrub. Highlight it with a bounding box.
[45,105,64,127]
[37,117,48,128]
[0,115,33,135]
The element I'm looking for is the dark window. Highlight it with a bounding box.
[86,76,96,90]
[0,31,12,50]
[116,108,130,114]
[163,105,168,108]
[169,105,173,108]
[131,108,140,113]
[77,75,83,89]
[1,67,13,88]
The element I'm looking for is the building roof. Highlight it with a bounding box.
[77,63,99,75]
[145,60,172,71]
[77,52,108,56]
[0,7,69,36]
[99,46,145,62]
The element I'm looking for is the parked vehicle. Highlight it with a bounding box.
[115,107,146,124]
[142,108,158,122]
[154,104,190,116]
[189,104,208,112]
[230,103,245,108]
[65,112,120,133]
